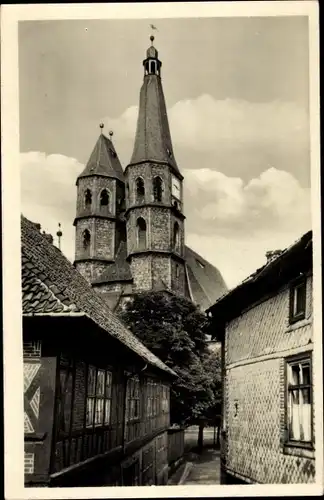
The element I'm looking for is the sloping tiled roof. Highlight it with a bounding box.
[129,74,182,178]
[185,246,228,311]
[22,252,83,316]
[92,241,132,284]
[21,215,176,377]
[78,133,124,183]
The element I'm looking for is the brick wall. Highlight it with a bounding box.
[75,261,109,284]
[130,255,152,291]
[170,258,186,295]
[24,452,35,475]
[152,255,171,289]
[23,340,41,358]
[224,275,314,484]
[150,208,171,251]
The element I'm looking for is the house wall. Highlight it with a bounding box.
[223,274,314,484]
[23,340,57,485]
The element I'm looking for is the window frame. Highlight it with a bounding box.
[284,353,313,450]
[126,376,141,423]
[153,176,163,202]
[99,188,110,209]
[289,276,307,324]
[136,217,147,250]
[135,176,145,204]
[86,366,113,428]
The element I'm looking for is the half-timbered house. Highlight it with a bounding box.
[21,215,176,487]
[207,230,315,484]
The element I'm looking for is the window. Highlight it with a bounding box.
[289,278,307,323]
[83,229,91,251]
[100,189,109,207]
[126,376,140,421]
[136,217,147,250]
[136,177,145,203]
[173,222,180,251]
[86,366,112,427]
[286,356,312,444]
[153,176,163,202]
[161,385,169,414]
[85,189,92,208]
[175,264,180,278]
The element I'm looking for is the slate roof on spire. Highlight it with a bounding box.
[78,133,124,183]
[129,60,182,178]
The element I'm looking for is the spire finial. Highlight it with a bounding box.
[109,130,114,140]
[99,123,104,134]
[150,35,155,44]
[56,222,63,250]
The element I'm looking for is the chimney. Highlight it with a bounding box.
[266,249,282,263]
[42,231,54,244]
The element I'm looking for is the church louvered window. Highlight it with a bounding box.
[136,177,145,204]
[137,217,147,250]
[100,189,109,207]
[173,222,180,252]
[85,189,92,208]
[153,176,163,202]
[83,229,91,253]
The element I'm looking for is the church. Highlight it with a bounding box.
[73,36,227,312]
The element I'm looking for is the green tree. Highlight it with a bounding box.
[119,291,222,431]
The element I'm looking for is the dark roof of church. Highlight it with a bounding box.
[92,241,132,285]
[78,133,124,183]
[129,74,182,178]
[21,215,176,377]
[185,246,228,311]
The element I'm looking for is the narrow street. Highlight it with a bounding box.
[168,426,221,485]
[182,447,221,485]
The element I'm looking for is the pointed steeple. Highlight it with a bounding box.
[78,125,124,183]
[129,36,182,178]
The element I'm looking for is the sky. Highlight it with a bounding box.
[19,16,311,289]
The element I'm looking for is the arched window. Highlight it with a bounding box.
[100,189,109,207]
[85,189,92,208]
[136,177,145,204]
[153,176,163,202]
[173,222,180,251]
[136,217,147,250]
[150,61,156,74]
[83,229,91,252]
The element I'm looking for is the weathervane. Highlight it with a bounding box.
[56,223,63,250]
[150,24,158,38]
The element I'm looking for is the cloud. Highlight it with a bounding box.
[184,167,311,236]
[20,153,311,289]
[20,151,82,262]
[105,94,309,153]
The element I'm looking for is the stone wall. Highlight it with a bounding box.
[223,275,314,484]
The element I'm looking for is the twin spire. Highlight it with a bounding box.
[78,35,181,183]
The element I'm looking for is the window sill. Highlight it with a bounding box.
[289,313,306,326]
[283,442,315,459]
[286,317,312,332]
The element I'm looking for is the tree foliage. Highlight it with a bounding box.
[119,291,222,426]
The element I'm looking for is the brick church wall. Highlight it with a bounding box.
[224,275,314,484]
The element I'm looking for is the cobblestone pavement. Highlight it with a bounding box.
[182,448,221,485]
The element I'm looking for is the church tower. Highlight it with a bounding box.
[74,125,126,284]
[125,36,187,295]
